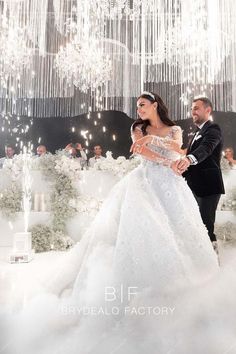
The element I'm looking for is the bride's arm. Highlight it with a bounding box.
[131,126,185,154]
[130,127,165,163]
[165,140,186,155]
[131,143,173,166]
[131,125,144,143]
[161,126,186,155]
[131,135,181,173]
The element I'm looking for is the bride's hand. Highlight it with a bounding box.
[130,135,152,153]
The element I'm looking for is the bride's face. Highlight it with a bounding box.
[137,98,157,120]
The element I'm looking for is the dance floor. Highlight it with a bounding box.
[0,240,235,311]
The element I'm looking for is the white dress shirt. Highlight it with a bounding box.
[187,121,209,165]
[89,156,105,168]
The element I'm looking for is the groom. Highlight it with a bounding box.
[175,97,225,250]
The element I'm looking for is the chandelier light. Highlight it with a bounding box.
[0,14,32,87]
[0,0,235,119]
[55,38,112,92]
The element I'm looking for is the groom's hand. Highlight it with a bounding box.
[171,161,182,175]
[176,157,191,173]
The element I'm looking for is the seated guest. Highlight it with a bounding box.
[88,145,106,168]
[0,145,16,168]
[65,143,87,169]
[36,145,47,157]
[223,147,236,169]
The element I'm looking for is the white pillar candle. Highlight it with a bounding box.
[40,193,46,212]
[33,193,40,211]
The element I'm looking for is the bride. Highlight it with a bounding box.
[72,90,218,292]
[58,91,218,301]
[4,92,219,354]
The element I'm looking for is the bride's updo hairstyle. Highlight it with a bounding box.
[132,92,175,136]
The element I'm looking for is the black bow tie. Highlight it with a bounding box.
[195,127,201,133]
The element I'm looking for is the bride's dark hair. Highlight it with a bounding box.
[132,92,175,135]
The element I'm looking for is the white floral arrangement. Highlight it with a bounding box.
[32,151,80,232]
[69,195,103,215]
[50,230,74,251]
[220,197,236,211]
[54,154,81,180]
[0,182,22,219]
[50,173,78,232]
[0,150,138,251]
[0,152,80,254]
[32,151,81,181]
[215,222,236,243]
[32,153,56,175]
[92,151,141,177]
[0,155,26,218]
[30,224,74,252]
[2,154,24,181]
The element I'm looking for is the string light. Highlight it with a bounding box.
[0,1,235,121]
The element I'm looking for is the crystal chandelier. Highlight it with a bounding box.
[55,38,112,92]
[0,14,32,87]
[0,0,235,119]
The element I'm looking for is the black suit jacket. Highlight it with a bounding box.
[183,120,225,197]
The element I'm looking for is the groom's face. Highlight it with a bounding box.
[191,100,211,126]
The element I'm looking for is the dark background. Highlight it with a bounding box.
[0,110,235,159]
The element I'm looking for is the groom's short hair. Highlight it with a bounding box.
[193,97,213,112]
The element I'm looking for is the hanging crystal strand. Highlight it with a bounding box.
[140,0,146,93]
[174,0,179,87]
[1,0,236,119]
[123,12,131,114]
[228,0,236,111]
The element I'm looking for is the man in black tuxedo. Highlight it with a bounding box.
[176,97,225,250]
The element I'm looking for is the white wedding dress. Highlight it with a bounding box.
[3,126,220,354]
[70,125,218,296]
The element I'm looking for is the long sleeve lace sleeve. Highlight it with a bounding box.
[131,124,143,143]
[131,125,183,167]
[171,126,183,147]
[150,126,183,148]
